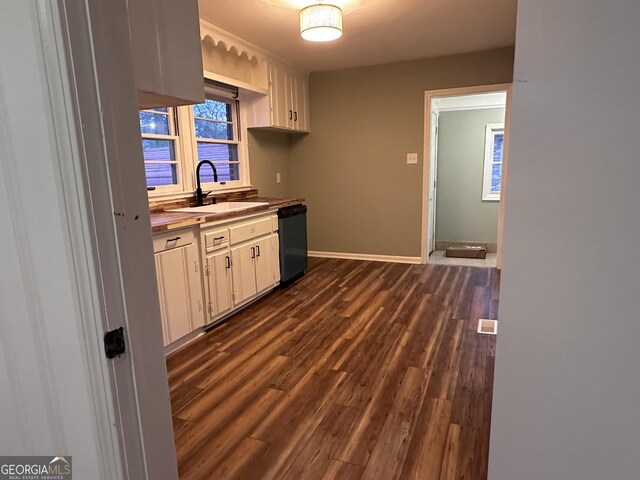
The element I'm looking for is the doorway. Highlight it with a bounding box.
[421,84,512,268]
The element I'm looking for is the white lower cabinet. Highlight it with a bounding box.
[204,249,233,319]
[153,214,281,347]
[201,212,280,325]
[230,242,258,305]
[153,230,204,346]
[255,235,278,293]
[230,234,278,305]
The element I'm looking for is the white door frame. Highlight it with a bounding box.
[427,109,439,255]
[60,0,180,477]
[421,83,513,268]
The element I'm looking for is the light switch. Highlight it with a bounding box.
[276,172,281,184]
[407,153,418,164]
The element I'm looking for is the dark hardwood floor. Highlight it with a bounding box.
[166,257,499,480]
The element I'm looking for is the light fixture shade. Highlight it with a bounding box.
[300,4,343,42]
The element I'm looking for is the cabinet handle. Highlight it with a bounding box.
[294,111,298,121]
[225,256,231,269]
[251,247,256,258]
[289,110,293,120]
[165,236,181,247]
[214,236,224,241]
[256,245,261,257]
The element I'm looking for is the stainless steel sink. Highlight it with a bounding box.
[169,202,269,214]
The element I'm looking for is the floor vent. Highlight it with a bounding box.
[477,319,498,335]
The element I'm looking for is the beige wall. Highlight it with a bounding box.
[289,47,514,257]
[248,129,291,197]
[436,108,505,244]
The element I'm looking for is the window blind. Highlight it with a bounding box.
[204,79,238,99]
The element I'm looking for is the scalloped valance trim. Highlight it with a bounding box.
[200,21,268,64]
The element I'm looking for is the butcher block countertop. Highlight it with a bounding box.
[150,197,305,233]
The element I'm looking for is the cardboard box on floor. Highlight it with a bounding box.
[446,245,487,259]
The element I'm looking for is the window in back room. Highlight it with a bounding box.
[482,123,505,201]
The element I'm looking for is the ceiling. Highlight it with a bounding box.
[198,0,518,72]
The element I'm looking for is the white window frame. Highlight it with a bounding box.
[482,123,505,201]
[140,107,185,195]
[188,88,249,192]
[145,84,251,200]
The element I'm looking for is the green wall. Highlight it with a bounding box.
[435,108,505,244]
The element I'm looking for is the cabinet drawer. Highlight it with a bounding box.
[229,217,272,245]
[272,215,279,233]
[153,228,196,253]
[203,228,229,253]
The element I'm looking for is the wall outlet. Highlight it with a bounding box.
[276,172,281,184]
[407,153,418,164]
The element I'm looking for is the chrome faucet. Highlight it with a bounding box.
[195,160,218,206]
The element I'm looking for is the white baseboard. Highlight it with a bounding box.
[308,251,423,265]
[164,329,204,356]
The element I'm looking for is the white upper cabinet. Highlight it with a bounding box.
[247,63,310,133]
[271,66,290,129]
[198,23,310,134]
[292,74,310,132]
[127,0,205,109]
[277,65,310,133]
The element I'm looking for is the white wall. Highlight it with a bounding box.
[489,1,640,479]
[0,2,116,477]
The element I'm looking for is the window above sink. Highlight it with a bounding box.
[139,80,251,198]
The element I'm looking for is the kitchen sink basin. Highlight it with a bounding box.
[169,202,269,214]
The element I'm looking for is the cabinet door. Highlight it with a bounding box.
[154,256,170,346]
[285,75,309,132]
[154,244,203,345]
[185,244,205,330]
[231,243,257,305]
[286,71,296,130]
[271,233,281,284]
[205,250,233,320]
[296,78,309,132]
[270,66,289,128]
[254,236,276,293]
[128,0,204,108]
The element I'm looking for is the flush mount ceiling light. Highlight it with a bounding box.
[300,3,343,42]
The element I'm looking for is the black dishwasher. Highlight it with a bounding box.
[278,204,308,283]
